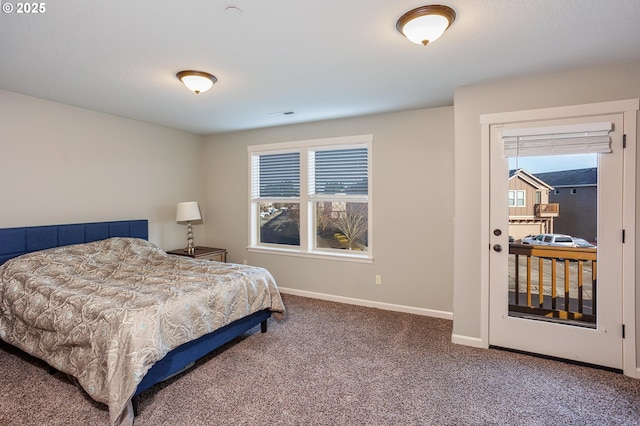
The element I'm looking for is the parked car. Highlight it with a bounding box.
[522,234,543,244]
[573,237,596,248]
[521,234,576,247]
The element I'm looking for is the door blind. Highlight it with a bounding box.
[503,121,612,158]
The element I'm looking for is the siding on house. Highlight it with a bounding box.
[534,168,597,242]
[507,169,554,240]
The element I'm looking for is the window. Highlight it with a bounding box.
[248,135,372,261]
[508,190,525,207]
[554,236,573,243]
[252,151,301,246]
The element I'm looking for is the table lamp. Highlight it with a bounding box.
[176,201,202,254]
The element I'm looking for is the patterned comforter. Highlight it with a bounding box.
[0,237,285,425]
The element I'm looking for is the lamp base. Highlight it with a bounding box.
[186,222,195,254]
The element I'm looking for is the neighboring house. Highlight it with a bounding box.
[508,169,557,241]
[534,168,597,242]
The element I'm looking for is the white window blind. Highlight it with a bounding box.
[251,152,300,198]
[502,121,612,158]
[310,147,369,196]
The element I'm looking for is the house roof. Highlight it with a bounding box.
[534,168,597,187]
[509,169,554,190]
[1,1,640,134]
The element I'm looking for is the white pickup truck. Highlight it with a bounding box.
[521,234,576,247]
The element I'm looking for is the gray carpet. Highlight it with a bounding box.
[1,294,639,425]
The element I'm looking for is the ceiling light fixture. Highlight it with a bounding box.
[396,5,456,46]
[176,70,217,94]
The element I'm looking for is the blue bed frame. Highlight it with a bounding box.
[0,220,149,265]
[0,220,271,412]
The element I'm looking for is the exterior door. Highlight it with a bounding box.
[489,113,625,369]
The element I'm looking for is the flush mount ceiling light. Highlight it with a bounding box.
[396,5,456,46]
[176,70,217,94]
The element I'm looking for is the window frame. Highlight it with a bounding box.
[508,190,526,207]
[248,135,373,263]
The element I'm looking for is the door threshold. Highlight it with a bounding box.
[489,345,623,374]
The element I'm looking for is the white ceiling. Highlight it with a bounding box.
[1,0,639,135]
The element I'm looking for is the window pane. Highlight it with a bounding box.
[258,153,300,197]
[259,203,300,246]
[313,148,368,195]
[315,201,368,252]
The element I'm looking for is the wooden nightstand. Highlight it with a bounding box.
[166,246,227,262]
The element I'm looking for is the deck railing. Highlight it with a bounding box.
[534,203,560,217]
[508,244,597,326]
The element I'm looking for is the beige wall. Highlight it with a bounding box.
[0,89,205,250]
[203,107,455,314]
[453,61,640,363]
[0,88,455,315]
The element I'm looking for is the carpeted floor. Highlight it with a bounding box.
[1,293,639,425]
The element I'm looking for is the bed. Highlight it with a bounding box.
[0,220,285,425]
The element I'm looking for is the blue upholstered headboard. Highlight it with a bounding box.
[0,220,148,265]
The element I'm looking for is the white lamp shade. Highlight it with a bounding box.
[180,75,213,93]
[176,201,202,222]
[401,14,450,45]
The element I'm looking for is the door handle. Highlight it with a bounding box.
[493,244,503,252]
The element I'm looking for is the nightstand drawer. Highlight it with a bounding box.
[197,251,226,262]
[166,247,227,262]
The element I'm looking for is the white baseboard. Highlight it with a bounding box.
[451,334,487,349]
[278,287,453,320]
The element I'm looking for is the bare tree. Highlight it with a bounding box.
[316,202,333,237]
[332,203,368,250]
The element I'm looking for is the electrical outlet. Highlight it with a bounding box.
[375,275,382,285]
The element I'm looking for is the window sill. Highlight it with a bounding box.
[247,246,373,264]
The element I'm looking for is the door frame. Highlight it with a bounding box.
[479,99,638,377]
